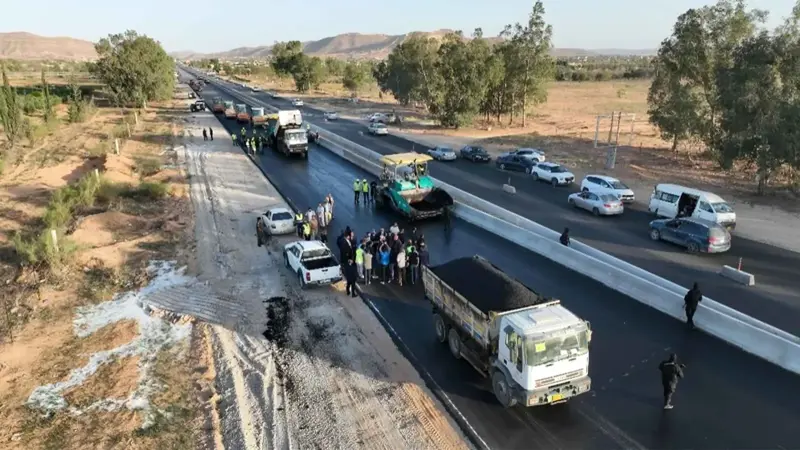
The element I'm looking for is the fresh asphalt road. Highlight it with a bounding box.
[212,78,800,336]
[186,71,800,450]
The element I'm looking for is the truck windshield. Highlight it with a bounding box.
[525,330,589,366]
[285,131,306,143]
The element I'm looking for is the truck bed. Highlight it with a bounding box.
[303,256,338,270]
[428,256,550,314]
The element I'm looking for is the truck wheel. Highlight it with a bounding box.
[492,371,517,408]
[433,314,447,344]
[447,329,462,359]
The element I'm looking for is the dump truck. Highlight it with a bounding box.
[211,97,225,114]
[235,104,250,123]
[267,109,308,158]
[373,153,454,220]
[223,101,236,119]
[423,255,592,408]
[250,107,267,128]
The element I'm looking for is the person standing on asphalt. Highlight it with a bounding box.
[379,241,391,284]
[302,221,311,241]
[442,206,451,230]
[560,227,571,246]
[390,222,400,236]
[684,282,703,329]
[363,244,373,285]
[232,133,238,146]
[344,258,359,297]
[408,244,419,285]
[361,179,369,204]
[353,179,361,203]
[202,128,208,141]
[418,242,429,268]
[294,211,304,237]
[209,128,213,140]
[396,249,406,286]
[355,243,365,280]
[389,235,401,283]
[658,353,685,410]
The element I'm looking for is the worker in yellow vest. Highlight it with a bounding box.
[302,221,312,241]
[294,212,304,237]
[361,178,369,204]
[353,179,361,203]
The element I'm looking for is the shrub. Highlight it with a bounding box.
[24,119,48,148]
[134,157,162,178]
[42,173,101,229]
[133,181,169,200]
[11,228,74,267]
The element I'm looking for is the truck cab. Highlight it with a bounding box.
[212,97,225,114]
[251,107,267,127]
[223,101,236,119]
[235,104,250,123]
[267,109,308,158]
[496,306,591,407]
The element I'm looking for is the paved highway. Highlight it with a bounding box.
[213,79,800,336]
[185,70,800,449]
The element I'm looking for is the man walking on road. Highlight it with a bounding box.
[659,353,685,410]
[560,227,571,246]
[353,179,361,203]
[684,282,703,329]
[209,128,213,140]
[232,134,237,146]
[344,258,359,297]
[202,128,208,141]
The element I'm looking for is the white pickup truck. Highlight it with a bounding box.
[283,240,342,288]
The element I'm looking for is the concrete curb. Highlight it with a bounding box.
[720,265,756,286]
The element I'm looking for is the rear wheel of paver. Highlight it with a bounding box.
[447,329,462,359]
[492,371,517,408]
[433,314,447,344]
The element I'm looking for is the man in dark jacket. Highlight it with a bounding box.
[418,242,430,267]
[560,227,570,246]
[344,258,359,297]
[408,246,420,285]
[684,282,702,329]
[659,353,685,409]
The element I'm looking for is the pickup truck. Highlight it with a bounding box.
[283,240,341,288]
[423,255,592,407]
[190,100,206,112]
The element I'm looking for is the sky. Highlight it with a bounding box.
[0,0,794,53]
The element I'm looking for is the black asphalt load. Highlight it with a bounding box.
[232,83,800,336]
[185,71,800,450]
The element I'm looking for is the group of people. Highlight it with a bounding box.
[295,194,335,243]
[201,127,214,141]
[337,222,430,297]
[353,178,379,204]
[233,126,269,154]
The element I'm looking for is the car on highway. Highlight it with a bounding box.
[501,147,546,162]
[581,175,635,203]
[568,191,624,216]
[291,98,304,107]
[367,122,389,136]
[283,240,342,288]
[368,112,390,124]
[323,111,339,120]
[649,217,731,254]
[459,146,491,162]
[256,208,295,245]
[427,146,457,161]
[495,154,536,173]
[251,86,261,92]
[531,162,575,186]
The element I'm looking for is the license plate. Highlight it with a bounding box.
[551,394,563,402]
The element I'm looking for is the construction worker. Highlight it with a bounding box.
[353,179,361,203]
[294,211,304,237]
[302,221,312,241]
[361,178,369,204]
[240,127,247,143]
[249,137,256,153]
[232,133,238,146]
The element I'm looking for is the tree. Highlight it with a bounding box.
[292,55,326,92]
[66,80,87,123]
[90,30,175,107]
[0,64,23,146]
[325,57,346,78]
[41,69,54,123]
[375,34,441,107]
[342,61,370,95]
[271,41,305,77]
[647,0,766,153]
[502,1,555,127]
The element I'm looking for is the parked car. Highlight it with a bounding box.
[428,146,457,161]
[251,86,261,92]
[531,162,575,186]
[256,207,295,244]
[649,217,731,254]
[459,146,491,162]
[581,175,635,203]
[568,191,624,216]
[495,154,537,173]
[648,184,736,230]
[323,111,339,120]
[368,112,396,124]
[190,100,206,112]
[283,240,342,288]
[501,148,546,162]
[367,122,389,135]
[291,98,304,107]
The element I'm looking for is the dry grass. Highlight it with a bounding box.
[0,83,209,448]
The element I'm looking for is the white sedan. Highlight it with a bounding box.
[531,162,575,186]
[291,99,304,107]
[502,148,546,163]
[256,207,295,245]
[251,86,261,92]
[367,122,389,135]
[568,191,624,216]
[428,146,457,161]
[580,174,635,203]
[324,111,339,120]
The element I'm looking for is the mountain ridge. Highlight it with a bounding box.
[0,32,97,60]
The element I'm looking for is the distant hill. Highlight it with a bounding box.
[0,32,97,61]
[172,31,655,60]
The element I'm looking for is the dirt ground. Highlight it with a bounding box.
[244,76,799,213]
[0,80,216,448]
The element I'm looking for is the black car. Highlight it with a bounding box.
[495,154,536,173]
[460,146,491,162]
[649,217,731,254]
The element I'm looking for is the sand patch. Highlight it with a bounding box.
[71,211,149,248]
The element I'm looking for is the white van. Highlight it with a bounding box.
[648,184,736,230]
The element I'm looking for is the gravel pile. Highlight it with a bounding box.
[428,255,548,314]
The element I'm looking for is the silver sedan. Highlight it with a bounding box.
[568,191,624,216]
